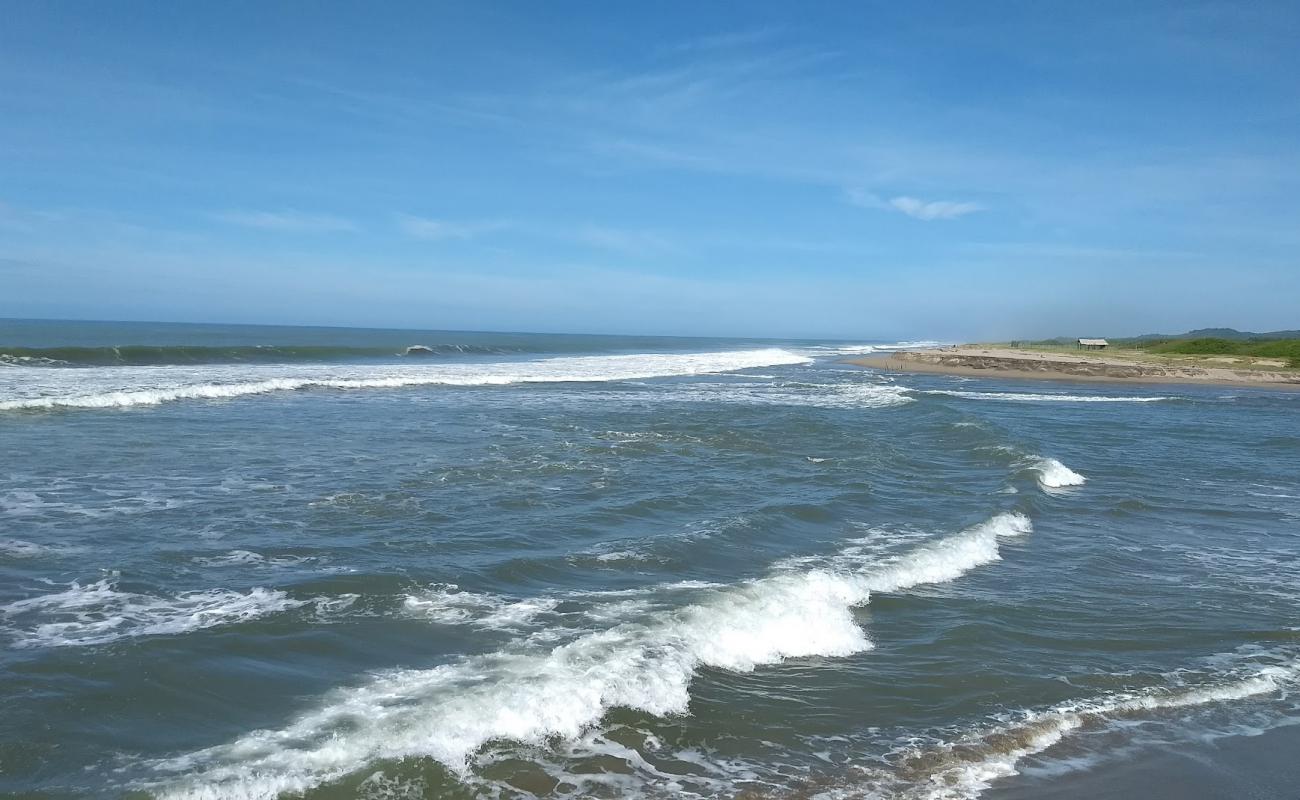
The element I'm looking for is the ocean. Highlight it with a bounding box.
[1,319,1297,799]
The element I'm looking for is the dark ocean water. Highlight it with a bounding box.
[1,320,1297,800]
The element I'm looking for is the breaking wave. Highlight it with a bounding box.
[800,341,946,357]
[923,390,1171,403]
[1029,457,1087,490]
[838,655,1300,800]
[138,513,1031,799]
[0,349,811,411]
[0,343,538,367]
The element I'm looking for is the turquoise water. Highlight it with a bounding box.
[1,321,1297,799]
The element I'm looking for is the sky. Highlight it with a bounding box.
[2,1,1298,341]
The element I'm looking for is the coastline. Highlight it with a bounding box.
[850,347,1300,390]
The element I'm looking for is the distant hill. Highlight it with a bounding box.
[1121,328,1300,343]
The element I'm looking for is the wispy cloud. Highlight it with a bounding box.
[396,215,508,241]
[660,28,782,56]
[847,189,984,221]
[570,224,675,254]
[0,200,67,232]
[396,215,673,255]
[888,196,983,220]
[215,210,357,233]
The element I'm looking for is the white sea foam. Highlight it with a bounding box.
[661,381,913,410]
[841,660,1300,800]
[859,513,1032,593]
[140,513,1031,799]
[0,538,75,558]
[1029,457,1087,490]
[923,390,1170,403]
[591,549,648,562]
[0,354,70,367]
[192,550,313,568]
[0,487,184,518]
[401,585,559,630]
[1,579,307,648]
[0,349,811,411]
[800,341,945,356]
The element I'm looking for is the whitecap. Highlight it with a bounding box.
[0,349,812,411]
[138,513,1031,799]
[1029,457,1087,490]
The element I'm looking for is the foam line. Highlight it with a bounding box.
[924,390,1169,403]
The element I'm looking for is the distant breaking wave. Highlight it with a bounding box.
[0,343,536,367]
[924,389,1171,403]
[139,513,1031,799]
[0,348,812,411]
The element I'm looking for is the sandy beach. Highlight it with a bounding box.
[851,346,1300,389]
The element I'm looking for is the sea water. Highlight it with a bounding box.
[1,320,1297,799]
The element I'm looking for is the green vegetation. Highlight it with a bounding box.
[1002,329,1300,369]
[1146,338,1300,367]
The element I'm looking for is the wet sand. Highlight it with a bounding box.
[852,347,1300,390]
[987,724,1300,800]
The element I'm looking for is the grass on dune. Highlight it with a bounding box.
[1145,338,1300,367]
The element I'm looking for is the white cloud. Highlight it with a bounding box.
[215,210,356,233]
[397,215,506,240]
[396,216,672,254]
[846,189,983,221]
[888,196,983,220]
[570,224,674,254]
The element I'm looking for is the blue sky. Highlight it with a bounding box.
[2,1,1297,340]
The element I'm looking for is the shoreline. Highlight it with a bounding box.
[850,347,1300,390]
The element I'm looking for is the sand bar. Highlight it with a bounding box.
[850,346,1300,389]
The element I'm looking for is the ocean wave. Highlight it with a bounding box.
[923,390,1171,403]
[0,487,185,517]
[1028,457,1087,490]
[401,584,559,630]
[138,512,1030,799]
[0,348,812,411]
[833,656,1300,800]
[0,353,72,367]
[0,343,537,367]
[655,380,913,410]
[800,341,946,356]
[191,550,314,568]
[0,538,76,559]
[1,579,307,648]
